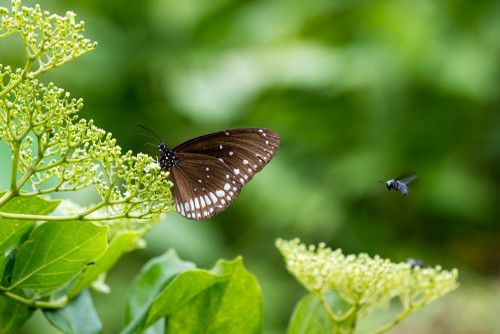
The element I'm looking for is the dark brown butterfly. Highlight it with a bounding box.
[137,126,280,220]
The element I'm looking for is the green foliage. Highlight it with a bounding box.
[0,192,60,255]
[123,250,263,334]
[10,220,108,290]
[0,290,34,334]
[44,290,102,334]
[277,238,459,334]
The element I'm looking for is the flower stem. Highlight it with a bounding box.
[370,306,413,334]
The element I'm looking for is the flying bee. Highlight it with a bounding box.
[407,258,424,268]
[378,175,417,196]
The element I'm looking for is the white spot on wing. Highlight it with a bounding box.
[229,151,233,156]
[226,174,230,178]
[216,190,225,197]
[209,192,218,203]
[219,145,223,149]
[218,158,224,163]
[224,183,230,191]
[248,168,252,173]
[187,213,191,218]
[190,199,195,211]
[232,186,237,191]
[226,195,231,201]
[221,199,226,205]
[200,196,206,208]
[210,208,214,213]
[184,202,189,212]
[206,167,210,171]
[195,197,200,209]
[243,159,249,164]
[204,195,211,205]
[234,168,240,174]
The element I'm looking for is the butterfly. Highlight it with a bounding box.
[137,126,280,220]
[378,175,417,196]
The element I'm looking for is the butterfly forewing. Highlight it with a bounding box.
[166,128,279,220]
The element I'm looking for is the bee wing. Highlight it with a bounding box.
[399,183,409,195]
[398,175,418,185]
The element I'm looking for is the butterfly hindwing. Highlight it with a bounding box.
[168,153,244,220]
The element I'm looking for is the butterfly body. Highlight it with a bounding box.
[144,127,279,220]
[378,175,417,196]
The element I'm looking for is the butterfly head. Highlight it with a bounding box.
[158,143,179,171]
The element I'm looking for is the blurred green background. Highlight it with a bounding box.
[1,0,500,332]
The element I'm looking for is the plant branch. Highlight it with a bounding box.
[370,306,413,334]
[0,291,67,310]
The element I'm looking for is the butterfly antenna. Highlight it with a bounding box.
[377,180,385,183]
[144,142,158,148]
[137,124,164,143]
[132,132,161,142]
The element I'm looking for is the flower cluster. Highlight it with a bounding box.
[0,0,96,77]
[0,1,174,221]
[276,238,459,317]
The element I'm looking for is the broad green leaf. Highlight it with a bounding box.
[0,290,35,334]
[11,220,108,289]
[287,292,354,334]
[68,230,144,299]
[122,249,196,334]
[44,289,102,334]
[0,193,60,254]
[145,269,227,328]
[164,257,263,334]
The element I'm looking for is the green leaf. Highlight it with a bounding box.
[163,257,263,334]
[44,289,102,334]
[287,294,333,334]
[68,230,144,299]
[0,291,35,334]
[145,269,227,328]
[287,292,354,334]
[122,249,196,334]
[10,220,108,289]
[0,193,60,255]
